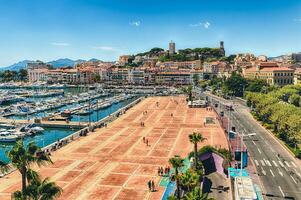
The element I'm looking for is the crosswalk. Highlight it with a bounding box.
[253,159,301,179]
[254,159,298,169]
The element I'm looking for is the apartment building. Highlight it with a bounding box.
[244,62,294,86]
[27,61,52,82]
[155,71,191,85]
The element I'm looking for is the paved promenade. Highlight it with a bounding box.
[0,96,228,200]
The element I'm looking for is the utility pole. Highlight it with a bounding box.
[96,99,99,121]
[240,131,244,177]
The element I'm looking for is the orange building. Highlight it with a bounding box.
[244,62,294,86]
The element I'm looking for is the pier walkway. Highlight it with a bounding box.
[0,118,88,128]
[0,96,228,200]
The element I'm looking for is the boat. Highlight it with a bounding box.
[77,108,93,115]
[0,131,19,143]
[28,126,44,134]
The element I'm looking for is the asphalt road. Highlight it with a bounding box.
[205,93,301,200]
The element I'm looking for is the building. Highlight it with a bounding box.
[46,68,77,84]
[292,53,301,63]
[294,68,301,85]
[219,41,225,57]
[128,68,146,85]
[159,60,201,70]
[169,40,176,55]
[155,71,191,85]
[27,61,52,82]
[119,55,131,66]
[234,176,257,200]
[244,62,295,86]
[203,61,230,78]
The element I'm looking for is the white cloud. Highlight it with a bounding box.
[91,46,119,51]
[189,21,211,29]
[130,21,141,27]
[50,42,70,46]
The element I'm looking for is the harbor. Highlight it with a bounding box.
[0,86,151,165]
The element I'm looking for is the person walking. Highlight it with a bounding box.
[157,167,161,176]
[146,139,149,146]
[151,180,155,192]
[148,180,152,191]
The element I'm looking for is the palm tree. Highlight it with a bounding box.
[169,155,184,199]
[179,170,199,192]
[7,140,52,198]
[26,177,62,200]
[189,132,206,170]
[167,195,178,200]
[184,187,213,200]
[0,160,10,174]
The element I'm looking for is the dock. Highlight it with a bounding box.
[0,118,88,129]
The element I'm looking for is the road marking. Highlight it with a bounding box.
[257,148,262,154]
[278,186,285,197]
[284,161,291,167]
[291,162,297,168]
[252,140,256,146]
[279,161,284,167]
[290,175,297,184]
[265,160,272,167]
[260,160,266,166]
[254,160,259,166]
[272,160,278,167]
[261,167,266,175]
[296,172,301,178]
[278,168,283,176]
[270,169,275,177]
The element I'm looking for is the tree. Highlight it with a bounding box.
[92,73,101,83]
[167,195,178,200]
[184,187,213,200]
[25,177,62,200]
[246,79,267,93]
[169,155,184,199]
[179,170,200,192]
[223,73,247,97]
[192,74,200,86]
[189,132,206,170]
[0,160,9,174]
[18,69,28,82]
[7,140,52,198]
[288,93,300,107]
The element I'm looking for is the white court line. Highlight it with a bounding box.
[290,175,297,184]
[279,186,285,197]
[270,169,275,177]
[278,168,283,176]
[257,148,262,154]
[260,160,266,166]
[272,160,278,167]
[279,161,284,167]
[254,160,259,166]
[284,161,291,167]
[265,160,272,167]
[291,162,297,168]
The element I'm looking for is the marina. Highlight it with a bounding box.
[0,86,144,165]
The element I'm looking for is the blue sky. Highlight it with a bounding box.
[0,0,300,66]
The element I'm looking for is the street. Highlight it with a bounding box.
[206,93,301,200]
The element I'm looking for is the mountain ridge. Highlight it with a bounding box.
[0,58,102,71]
